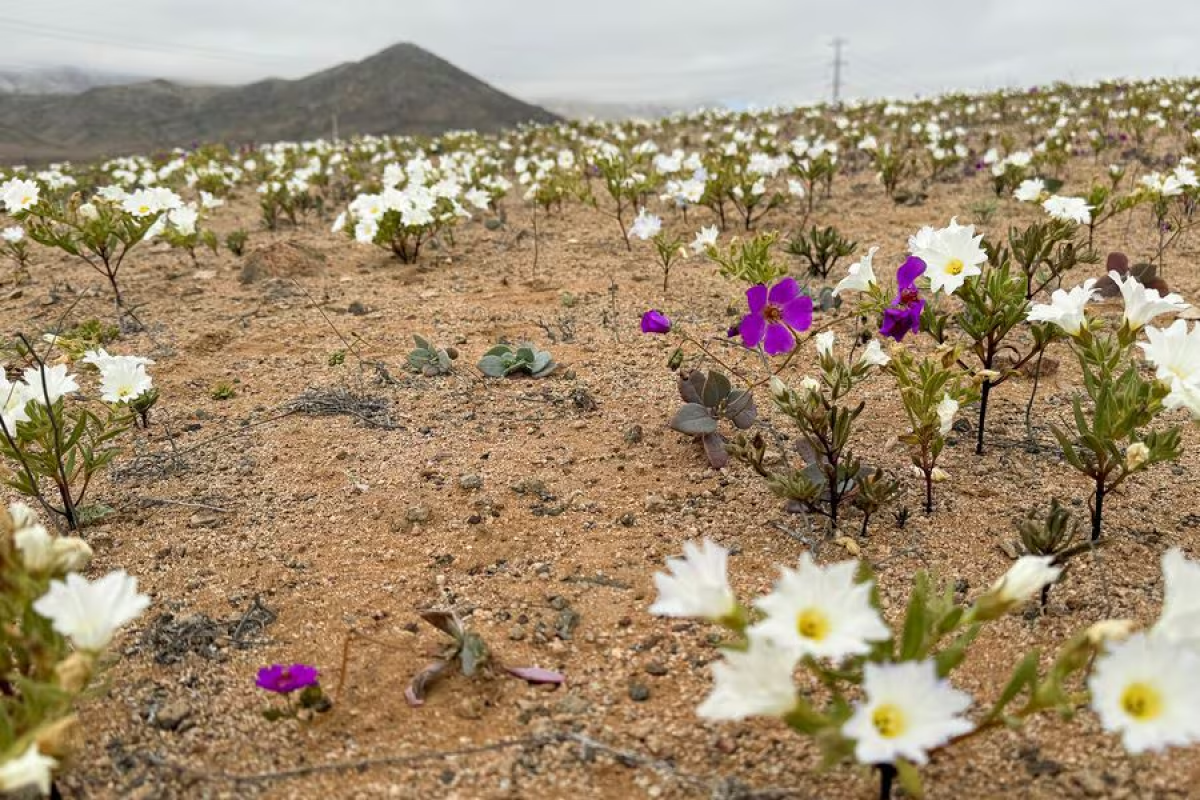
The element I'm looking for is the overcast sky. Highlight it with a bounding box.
[2,0,1198,106]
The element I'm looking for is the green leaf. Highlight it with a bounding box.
[899,572,929,660]
[895,759,925,799]
[992,650,1040,717]
[669,404,719,436]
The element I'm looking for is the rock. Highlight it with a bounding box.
[623,425,643,444]
[187,510,222,529]
[1073,771,1107,797]
[509,625,527,641]
[644,494,667,513]
[406,506,431,523]
[645,661,668,676]
[459,474,483,491]
[153,701,192,731]
[239,241,327,284]
[553,693,590,716]
[628,684,650,702]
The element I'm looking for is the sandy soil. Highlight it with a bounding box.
[4,160,1199,800]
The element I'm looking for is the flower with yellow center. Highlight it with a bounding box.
[1088,632,1200,753]
[909,217,986,295]
[749,553,889,662]
[843,660,975,765]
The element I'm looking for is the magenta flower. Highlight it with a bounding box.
[256,663,320,694]
[880,256,926,342]
[740,277,813,355]
[641,309,672,334]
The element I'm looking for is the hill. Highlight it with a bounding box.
[0,44,558,162]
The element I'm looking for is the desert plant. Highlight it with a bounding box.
[225,229,249,257]
[1,341,153,530]
[786,225,857,280]
[477,343,556,378]
[406,335,458,376]
[669,369,757,469]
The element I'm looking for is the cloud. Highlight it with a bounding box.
[2,0,1197,104]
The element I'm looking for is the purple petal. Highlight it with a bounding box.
[504,665,566,685]
[740,313,766,349]
[745,284,768,314]
[640,309,671,334]
[767,277,800,306]
[762,323,796,355]
[780,295,813,331]
[897,256,926,289]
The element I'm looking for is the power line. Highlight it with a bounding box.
[0,14,293,66]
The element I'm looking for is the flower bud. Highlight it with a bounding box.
[769,376,789,401]
[52,538,93,573]
[974,556,1063,620]
[1125,442,1150,471]
[1085,619,1135,646]
[35,715,80,759]
[800,377,820,394]
[55,652,95,694]
[7,502,38,532]
[14,525,55,573]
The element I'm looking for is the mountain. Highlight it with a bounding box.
[0,44,558,163]
[0,66,144,96]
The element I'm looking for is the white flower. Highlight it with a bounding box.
[1013,178,1046,203]
[354,218,379,244]
[833,246,878,296]
[649,539,736,621]
[690,225,719,254]
[1088,633,1200,754]
[1153,548,1200,650]
[1139,320,1200,385]
[1026,279,1098,336]
[629,208,662,241]
[1,226,24,243]
[33,570,150,651]
[0,178,40,213]
[799,376,820,395]
[121,188,162,217]
[858,339,890,368]
[843,660,974,765]
[936,394,958,436]
[750,553,889,662]
[1108,271,1189,331]
[199,191,224,210]
[1042,195,1092,225]
[909,218,986,295]
[815,331,835,358]
[81,348,153,370]
[0,742,57,796]
[167,205,198,235]
[330,212,346,233]
[0,370,34,431]
[787,178,806,198]
[464,188,491,210]
[21,364,78,406]
[98,359,153,403]
[696,634,798,721]
[977,556,1062,617]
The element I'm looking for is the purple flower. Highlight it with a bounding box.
[740,277,813,355]
[256,663,320,694]
[641,309,672,334]
[880,256,926,342]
